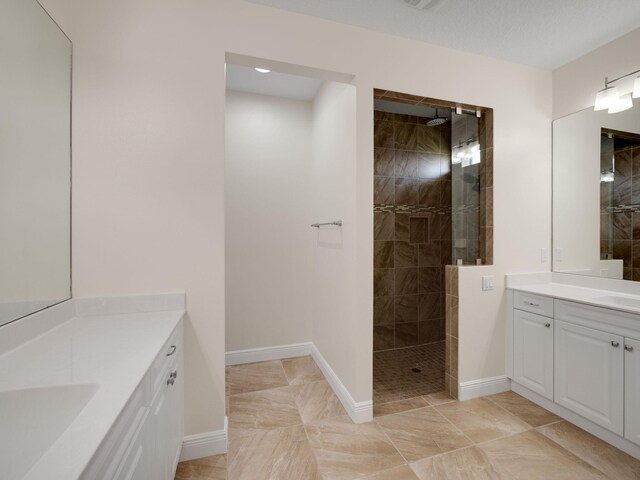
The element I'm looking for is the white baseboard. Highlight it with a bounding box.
[225,342,312,366]
[225,342,373,424]
[309,344,373,424]
[458,375,511,401]
[512,382,640,461]
[179,417,228,462]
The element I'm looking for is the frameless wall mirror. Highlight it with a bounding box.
[0,0,72,326]
[553,95,640,280]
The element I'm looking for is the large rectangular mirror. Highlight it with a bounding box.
[0,0,72,326]
[553,92,640,280]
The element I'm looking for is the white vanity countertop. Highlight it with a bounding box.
[508,282,640,316]
[0,308,184,480]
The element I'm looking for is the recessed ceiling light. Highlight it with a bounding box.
[255,68,271,73]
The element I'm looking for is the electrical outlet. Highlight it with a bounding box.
[554,247,563,262]
[482,275,495,291]
[541,248,547,263]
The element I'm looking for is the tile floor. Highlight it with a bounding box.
[373,342,445,405]
[175,356,640,480]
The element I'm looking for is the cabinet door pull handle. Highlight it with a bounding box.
[611,341,620,348]
[524,301,540,307]
[166,345,177,356]
[545,323,551,328]
[625,345,634,352]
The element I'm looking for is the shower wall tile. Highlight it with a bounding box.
[395,213,410,241]
[395,267,418,295]
[417,125,440,153]
[395,322,419,348]
[374,325,395,351]
[418,293,440,320]
[374,212,395,241]
[394,150,419,178]
[395,178,419,205]
[374,148,395,176]
[373,105,452,352]
[395,241,418,267]
[634,212,640,238]
[613,212,632,240]
[394,123,418,150]
[419,180,441,206]
[374,296,394,326]
[374,241,395,268]
[418,320,440,344]
[374,110,394,121]
[632,146,640,176]
[419,267,441,293]
[374,268,395,297]
[374,176,395,204]
[395,295,419,324]
[418,242,441,266]
[418,153,442,179]
[409,217,429,244]
[374,121,394,148]
[394,113,418,124]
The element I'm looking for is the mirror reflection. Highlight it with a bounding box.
[0,0,72,326]
[553,96,640,280]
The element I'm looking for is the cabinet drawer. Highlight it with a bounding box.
[514,291,554,318]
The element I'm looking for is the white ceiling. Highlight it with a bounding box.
[226,64,324,101]
[245,0,640,69]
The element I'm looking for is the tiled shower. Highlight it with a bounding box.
[372,90,493,404]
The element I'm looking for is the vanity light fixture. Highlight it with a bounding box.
[594,85,619,111]
[255,68,271,73]
[609,93,633,114]
[634,75,640,99]
[594,68,640,112]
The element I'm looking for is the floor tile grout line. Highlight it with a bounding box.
[484,393,561,431]
[481,395,539,431]
[374,414,412,467]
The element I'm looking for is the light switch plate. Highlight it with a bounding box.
[482,275,495,291]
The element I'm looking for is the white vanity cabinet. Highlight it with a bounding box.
[507,286,640,455]
[626,337,640,446]
[82,321,184,480]
[554,320,624,435]
[513,308,554,399]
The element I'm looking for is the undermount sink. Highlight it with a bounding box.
[0,383,99,480]
[593,295,640,310]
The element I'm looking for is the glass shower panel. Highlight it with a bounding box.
[451,110,481,265]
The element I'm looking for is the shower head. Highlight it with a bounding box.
[426,108,448,127]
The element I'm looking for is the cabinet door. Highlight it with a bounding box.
[513,310,554,399]
[151,360,183,479]
[625,337,640,446]
[554,320,624,435]
[114,417,151,480]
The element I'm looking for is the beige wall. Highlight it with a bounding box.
[311,81,361,398]
[40,0,553,434]
[553,28,640,119]
[225,91,313,351]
